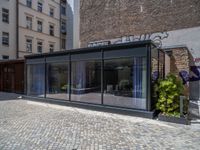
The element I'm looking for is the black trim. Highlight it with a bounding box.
[23,95,156,119]
[44,58,47,98]
[69,54,71,101]
[101,49,104,105]
[158,48,160,79]
[147,44,151,111]
[16,0,19,58]
[25,41,161,113]
[25,40,156,59]
[163,51,165,77]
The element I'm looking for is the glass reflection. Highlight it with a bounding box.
[27,64,45,97]
[159,51,165,79]
[46,62,69,100]
[104,57,147,109]
[152,48,159,81]
[71,60,101,104]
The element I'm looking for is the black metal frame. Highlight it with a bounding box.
[25,40,161,112]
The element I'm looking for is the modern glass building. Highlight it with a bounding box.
[25,41,165,113]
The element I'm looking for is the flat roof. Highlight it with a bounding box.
[0,59,24,64]
[25,40,156,59]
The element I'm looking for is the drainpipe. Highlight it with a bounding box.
[16,0,19,59]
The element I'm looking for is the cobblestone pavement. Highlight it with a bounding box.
[0,98,200,149]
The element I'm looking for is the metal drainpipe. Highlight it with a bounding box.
[16,0,19,59]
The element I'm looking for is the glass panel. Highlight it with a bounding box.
[104,57,147,110]
[71,60,101,104]
[151,47,159,108]
[46,62,69,100]
[151,47,158,82]
[159,50,165,79]
[27,64,45,97]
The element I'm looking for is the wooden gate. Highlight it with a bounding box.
[0,60,24,94]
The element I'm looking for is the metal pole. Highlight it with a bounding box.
[180,96,185,117]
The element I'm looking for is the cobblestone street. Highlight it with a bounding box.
[0,96,200,149]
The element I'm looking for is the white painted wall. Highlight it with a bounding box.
[161,27,200,65]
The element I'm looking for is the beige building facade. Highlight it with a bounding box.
[0,0,17,60]
[0,0,68,60]
[18,0,61,58]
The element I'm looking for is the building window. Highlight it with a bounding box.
[61,6,66,16]
[26,39,32,52]
[49,25,54,36]
[2,32,9,46]
[37,2,43,12]
[61,39,66,49]
[37,20,43,32]
[37,41,43,53]
[26,16,32,29]
[49,7,54,17]
[26,0,32,8]
[2,8,9,23]
[49,44,54,52]
[61,20,66,34]
[2,55,9,60]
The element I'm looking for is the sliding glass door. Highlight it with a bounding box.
[103,57,147,110]
[27,64,45,97]
[46,62,69,100]
[71,52,102,104]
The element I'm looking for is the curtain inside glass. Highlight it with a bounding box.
[46,62,69,100]
[71,60,102,104]
[103,57,147,110]
[27,64,45,97]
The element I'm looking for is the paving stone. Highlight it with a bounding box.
[0,94,200,149]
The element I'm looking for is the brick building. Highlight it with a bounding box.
[79,0,200,117]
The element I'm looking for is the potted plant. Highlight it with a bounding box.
[155,74,190,125]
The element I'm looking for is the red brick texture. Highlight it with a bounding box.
[80,0,200,47]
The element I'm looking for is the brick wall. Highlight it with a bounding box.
[80,0,200,47]
[168,48,190,75]
[166,48,190,96]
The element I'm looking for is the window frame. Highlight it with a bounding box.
[49,43,54,53]
[37,2,43,12]
[2,8,9,23]
[37,20,43,32]
[61,38,66,49]
[49,7,54,17]
[61,6,66,16]
[26,38,32,53]
[49,24,54,36]
[26,16,32,30]
[2,32,9,46]
[26,0,32,8]
[2,55,9,60]
[37,41,43,53]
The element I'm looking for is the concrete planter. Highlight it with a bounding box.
[158,114,190,125]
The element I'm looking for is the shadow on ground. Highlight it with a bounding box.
[0,92,22,101]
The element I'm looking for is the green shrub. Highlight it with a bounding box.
[155,74,184,117]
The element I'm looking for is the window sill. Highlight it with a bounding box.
[2,44,9,47]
